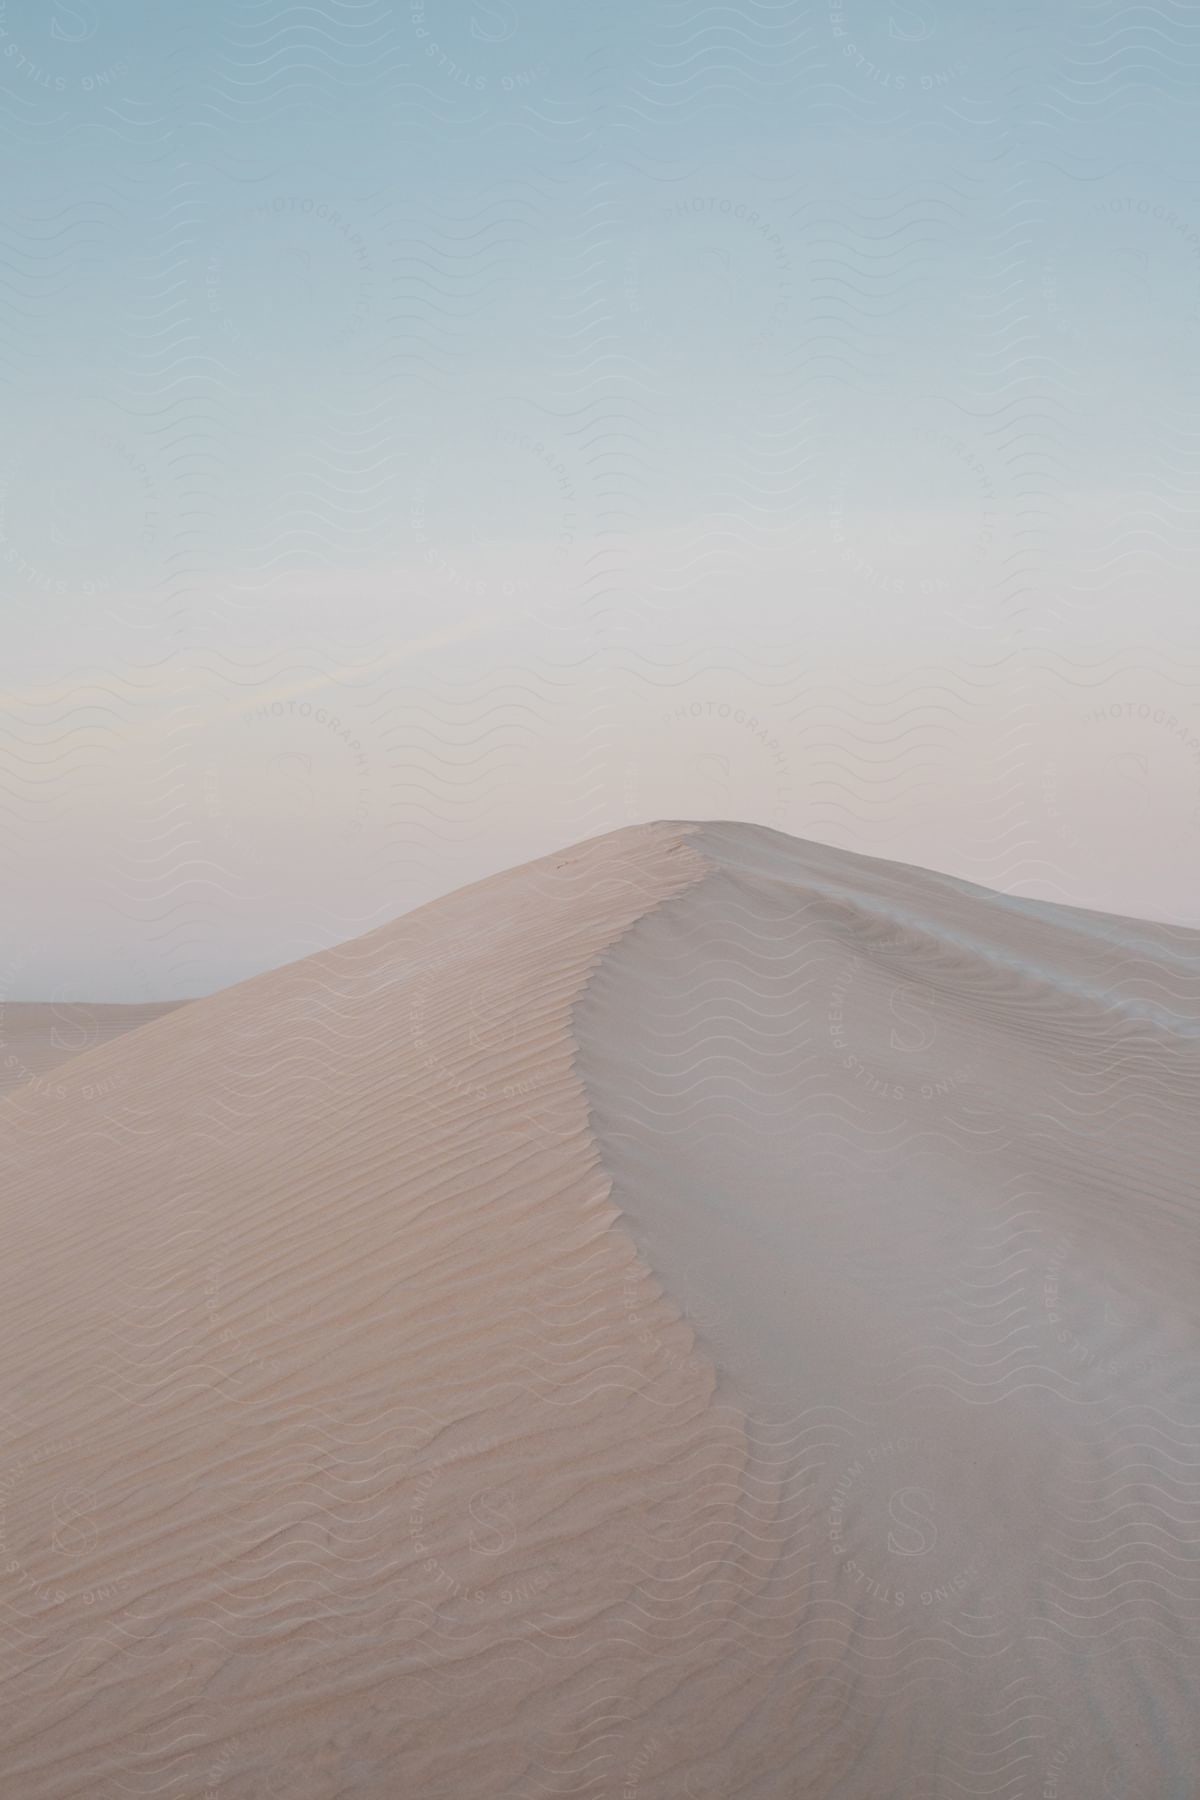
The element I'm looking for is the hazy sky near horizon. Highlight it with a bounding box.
[3,0,1200,997]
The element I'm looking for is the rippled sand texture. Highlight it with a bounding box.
[1,823,763,1800]
[0,1002,186,1099]
[3,822,1199,1798]
[576,822,1200,1798]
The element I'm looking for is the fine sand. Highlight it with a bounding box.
[1,821,1198,1797]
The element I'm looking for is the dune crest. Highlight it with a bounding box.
[3,821,1199,1797]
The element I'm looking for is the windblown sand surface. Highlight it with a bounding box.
[0,1001,185,1099]
[2,821,1198,1797]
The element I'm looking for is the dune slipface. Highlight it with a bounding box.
[1,822,1198,1798]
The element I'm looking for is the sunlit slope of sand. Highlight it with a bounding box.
[2,820,1198,1798]
[576,820,1200,1798]
[0,1001,186,1098]
[0,824,777,1800]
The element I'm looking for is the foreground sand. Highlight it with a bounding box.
[1,822,1197,1796]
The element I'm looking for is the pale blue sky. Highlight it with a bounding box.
[4,0,1200,994]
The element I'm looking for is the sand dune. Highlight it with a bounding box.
[0,1001,185,1099]
[1,821,1198,1797]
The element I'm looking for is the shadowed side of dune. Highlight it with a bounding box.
[573,820,1200,1799]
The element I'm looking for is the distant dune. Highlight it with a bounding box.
[0,1001,186,1099]
[1,822,1198,1798]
